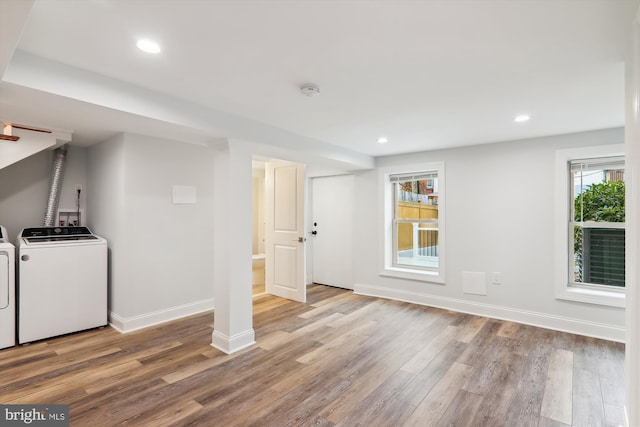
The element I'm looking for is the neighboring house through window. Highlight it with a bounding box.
[380,162,445,283]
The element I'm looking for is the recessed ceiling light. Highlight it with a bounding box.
[137,39,161,54]
[377,137,388,144]
[514,114,530,123]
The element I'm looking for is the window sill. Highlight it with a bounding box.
[556,286,625,308]
[380,266,445,284]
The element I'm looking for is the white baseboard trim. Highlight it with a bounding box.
[109,298,214,333]
[354,283,625,343]
[211,329,256,354]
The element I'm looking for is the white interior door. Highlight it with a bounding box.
[312,175,354,290]
[265,160,306,302]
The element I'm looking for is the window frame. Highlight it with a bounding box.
[379,161,445,284]
[554,144,626,308]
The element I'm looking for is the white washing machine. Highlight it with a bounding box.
[17,226,107,344]
[0,225,15,349]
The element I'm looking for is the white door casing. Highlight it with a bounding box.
[265,160,306,302]
[312,175,354,290]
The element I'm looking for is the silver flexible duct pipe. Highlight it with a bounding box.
[43,145,68,226]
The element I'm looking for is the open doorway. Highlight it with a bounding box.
[251,157,307,302]
[252,160,266,296]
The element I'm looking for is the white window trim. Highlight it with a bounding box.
[554,144,626,308]
[379,161,445,284]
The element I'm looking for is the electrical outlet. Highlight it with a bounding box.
[75,185,82,192]
[492,272,502,285]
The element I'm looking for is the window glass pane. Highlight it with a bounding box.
[395,177,438,211]
[395,223,439,269]
[570,157,625,287]
[393,173,439,270]
[582,227,625,287]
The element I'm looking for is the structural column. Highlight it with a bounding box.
[211,140,255,354]
[626,9,640,426]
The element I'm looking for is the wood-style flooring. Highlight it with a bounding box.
[0,285,626,426]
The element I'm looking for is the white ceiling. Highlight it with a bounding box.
[0,0,637,167]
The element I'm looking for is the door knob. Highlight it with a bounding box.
[21,254,30,261]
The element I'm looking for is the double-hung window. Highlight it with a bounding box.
[380,162,445,283]
[570,157,625,288]
[555,145,625,307]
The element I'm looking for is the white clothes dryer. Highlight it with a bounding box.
[17,226,107,344]
[0,225,15,350]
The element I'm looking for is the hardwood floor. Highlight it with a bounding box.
[0,285,625,426]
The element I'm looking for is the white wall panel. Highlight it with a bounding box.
[88,133,215,326]
[354,128,626,340]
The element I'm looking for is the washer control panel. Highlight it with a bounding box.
[21,227,98,244]
[22,226,92,237]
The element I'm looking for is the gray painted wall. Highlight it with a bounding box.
[352,127,625,338]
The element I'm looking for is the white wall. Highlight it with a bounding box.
[88,133,216,331]
[86,134,126,321]
[0,145,87,240]
[354,127,626,341]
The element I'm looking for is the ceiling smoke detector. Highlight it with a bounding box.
[300,84,320,97]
